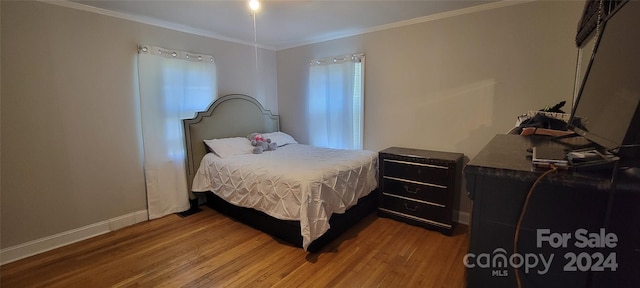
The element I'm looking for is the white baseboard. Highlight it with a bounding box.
[0,210,148,265]
[455,210,471,225]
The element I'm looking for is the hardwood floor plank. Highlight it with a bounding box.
[1,207,468,287]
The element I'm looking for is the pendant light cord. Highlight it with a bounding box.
[252,12,259,75]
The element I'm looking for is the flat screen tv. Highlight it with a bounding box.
[569,0,640,165]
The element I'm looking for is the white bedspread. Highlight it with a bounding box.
[191,144,378,250]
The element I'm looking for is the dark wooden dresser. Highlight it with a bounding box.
[378,147,463,235]
[465,134,640,288]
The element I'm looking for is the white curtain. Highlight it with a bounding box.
[307,54,364,150]
[137,45,216,220]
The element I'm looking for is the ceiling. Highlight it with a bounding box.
[69,0,497,50]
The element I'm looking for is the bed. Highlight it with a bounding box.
[183,94,379,252]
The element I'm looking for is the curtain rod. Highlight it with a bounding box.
[138,45,215,63]
[310,53,365,66]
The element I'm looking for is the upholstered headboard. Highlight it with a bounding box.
[183,94,280,192]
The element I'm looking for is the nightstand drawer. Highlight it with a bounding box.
[383,159,449,186]
[380,193,448,224]
[382,177,447,205]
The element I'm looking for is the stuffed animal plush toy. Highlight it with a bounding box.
[247,132,278,154]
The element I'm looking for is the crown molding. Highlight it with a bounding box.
[38,0,277,51]
[278,0,534,50]
[40,0,531,51]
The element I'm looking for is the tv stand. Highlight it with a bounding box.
[464,134,640,288]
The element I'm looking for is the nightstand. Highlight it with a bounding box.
[378,147,463,235]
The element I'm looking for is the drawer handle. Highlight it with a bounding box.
[403,185,420,194]
[404,203,418,211]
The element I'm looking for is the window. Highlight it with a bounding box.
[160,63,216,159]
[137,45,216,219]
[307,54,365,150]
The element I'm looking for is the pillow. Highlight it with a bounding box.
[262,131,298,147]
[203,137,254,158]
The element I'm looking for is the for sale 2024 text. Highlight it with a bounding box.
[463,228,618,276]
[538,228,618,272]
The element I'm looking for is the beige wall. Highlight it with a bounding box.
[1,0,584,250]
[277,1,583,217]
[1,1,277,248]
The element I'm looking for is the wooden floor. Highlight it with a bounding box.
[1,207,469,287]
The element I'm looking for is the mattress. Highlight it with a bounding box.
[191,144,378,249]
